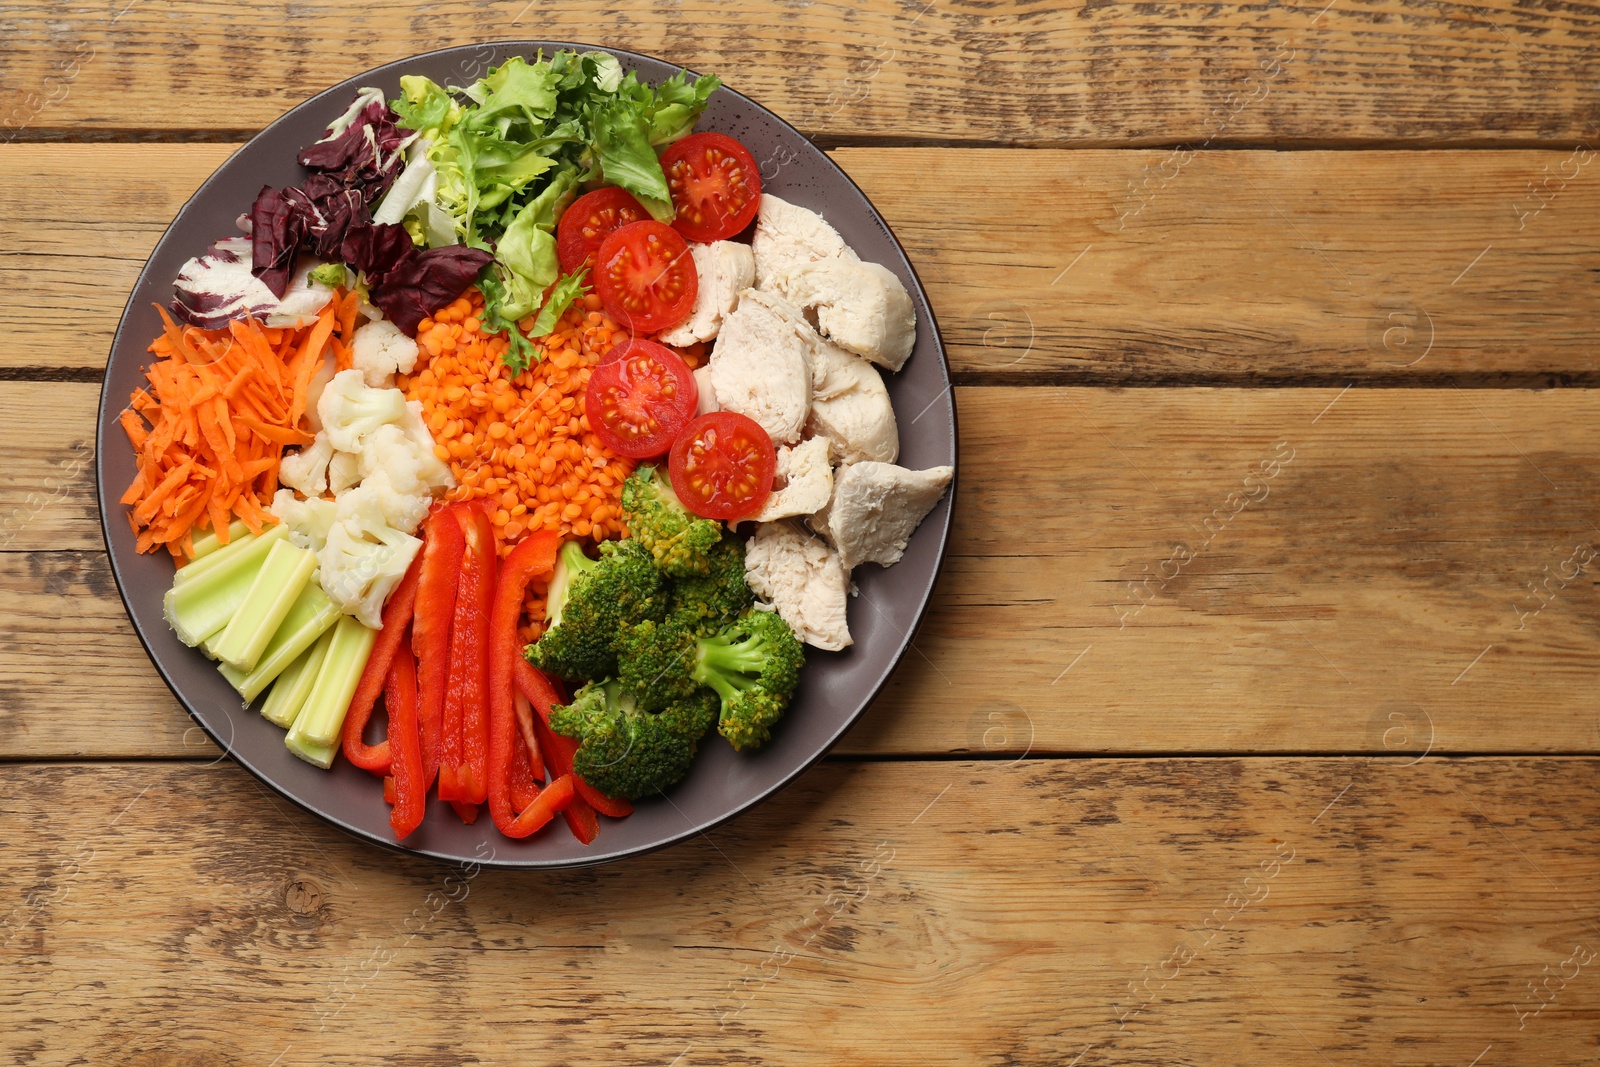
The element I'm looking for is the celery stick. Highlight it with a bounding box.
[285,614,377,765]
[220,580,341,702]
[284,732,339,769]
[260,627,334,729]
[164,525,290,646]
[212,539,317,673]
[185,520,253,566]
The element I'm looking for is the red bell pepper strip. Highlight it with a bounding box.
[385,630,426,840]
[508,708,542,813]
[382,777,396,805]
[340,547,424,775]
[443,502,496,804]
[502,773,577,838]
[454,505,496,806]
[486,531,561,837]
[413,504,464,791]
[513,661,605,841]
[451,800,480,824]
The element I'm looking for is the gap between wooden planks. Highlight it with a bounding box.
[1,758,1597,1065]
[3,145,1596,379]
[1,0,1597,143]
[8,382,1600,759]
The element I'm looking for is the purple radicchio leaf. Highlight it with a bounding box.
[369,246,494,335]
[248,186,305,299]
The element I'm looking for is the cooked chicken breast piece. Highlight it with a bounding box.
[752,436,834,523]
[806,338,899,464]
[812,461,954,570]
[693,364,718,416]
[708,288,813,445]
[744,520,853,651]
[751,193,859,298]
[774,259,917,372]
[658,240,755,346]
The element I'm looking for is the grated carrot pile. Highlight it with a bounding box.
[119,293,360,559]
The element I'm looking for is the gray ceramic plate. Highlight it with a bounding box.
[96,43,957,868]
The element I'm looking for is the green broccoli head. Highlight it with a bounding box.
[716,687,789,752]
[691,610,806,751]
[526,539,666,681]
[621,464,723,577]
[666,534,754,636]
[616,615,703,712]
[548,679,715,800]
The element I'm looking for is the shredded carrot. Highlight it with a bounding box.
[398,289,636,557]
[119,296,347,557]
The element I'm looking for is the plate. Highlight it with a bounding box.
[95,42,957,868]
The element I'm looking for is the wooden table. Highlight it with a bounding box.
[5,4,1600,1064]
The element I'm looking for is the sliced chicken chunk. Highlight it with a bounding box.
[752,436,834,523]
[812,462,954,571]
[744,520,852,651]
[774,259,917,372]
[693,364,718,416]
[708,288,813,445]
[807,339,899,464]
[658,240,755,346]
[751,193,859,298]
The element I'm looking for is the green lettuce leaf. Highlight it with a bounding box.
[494,167,579,320]
[648,71,721,146]
[528,269,590,339]
[590,97,675,222]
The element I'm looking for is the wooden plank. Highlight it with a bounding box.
[3,1,1599,144]
[12,385,1600,759]
[1,757,1596,1064]
[0,383,98,552]
[5,145,1598,380]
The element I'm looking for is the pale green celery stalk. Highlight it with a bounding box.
[220,580,341,702]
[163,524,290,646]
[285,614,378,768]
[186,521,252,565]
[177,531,256,592]
[211,539,316,673]
[259,626,335,729]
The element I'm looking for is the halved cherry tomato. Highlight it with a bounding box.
[593,220,698,333]
[659,132,763,243]
[584,339,699,458]
[668,411,776,520]
[557,187,650,275]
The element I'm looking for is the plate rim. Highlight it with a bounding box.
[94,39,958,869]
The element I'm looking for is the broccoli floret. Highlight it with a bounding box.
[526,539,665,681]
[692,610,806,751]
[616,616,702,712]
[621,464,723,577]
[548,679,716,800]
[666,535,754,635]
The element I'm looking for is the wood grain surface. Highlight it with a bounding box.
[3,1,1599,145]
[2,758,1597,1066]
[6,145,1599,381]
[13,384,1600,760]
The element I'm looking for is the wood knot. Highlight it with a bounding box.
[284,877,324,916]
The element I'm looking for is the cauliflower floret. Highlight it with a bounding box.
[355,425,434,533]
[350,318,421,388]
[328,450,362,496]
[270,487,339,553]
[278,432,335,498]
[397,401,455,490]
[318,485,423,627]
[318,369,408,452]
